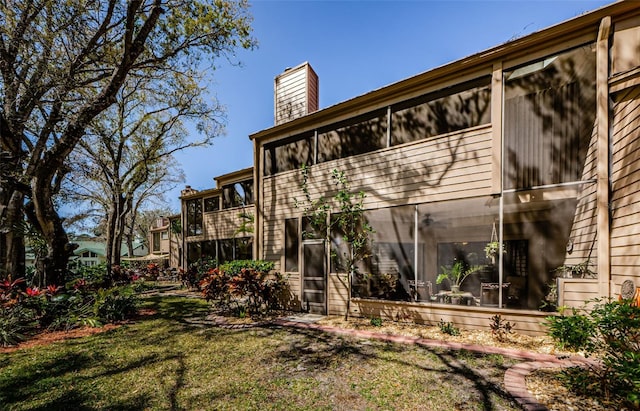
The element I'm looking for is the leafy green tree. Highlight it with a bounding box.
[65,74,214,277]
[0,0,256,284]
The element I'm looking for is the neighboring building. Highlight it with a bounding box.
[147,214,182,269]
[148,216,170,255]
[241,2,640,334]
[72,237,147,267]
[74,240,107,267]
[180,168,255,267]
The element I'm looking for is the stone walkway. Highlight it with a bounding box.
[270,316,597,411]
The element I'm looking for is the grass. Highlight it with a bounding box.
[0,295,523,410]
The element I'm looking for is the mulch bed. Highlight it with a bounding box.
[0,308,158,354]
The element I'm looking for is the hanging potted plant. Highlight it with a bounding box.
[485,222,505,265]
[484,241,504,264]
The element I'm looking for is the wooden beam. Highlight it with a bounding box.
[596,16,612,298]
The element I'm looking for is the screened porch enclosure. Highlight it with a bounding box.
[346,44,597,311]
[349,189,589,310]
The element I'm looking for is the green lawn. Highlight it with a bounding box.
[0,295,522,410]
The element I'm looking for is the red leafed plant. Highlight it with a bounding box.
[25,287,42,297]
[198,260,287,316]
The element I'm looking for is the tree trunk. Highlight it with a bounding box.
[28,174,74,286]
[105,194,132,283]
[0,189,26,280]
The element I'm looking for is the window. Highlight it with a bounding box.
[204,196,220,212]
[318,109,387,163]
[264,133,314,176]
[187,242,202,265]
[391,77,491,146]
[186,198,203,236]
[503,44,596,190]
[153,232,161,252]
[285,218,299,272]
[352,206,415,301]
[222,179,254,209]
[161,231,169,240]
[218,239,234,264]
[201,240,217,262]
[235,237,253,261]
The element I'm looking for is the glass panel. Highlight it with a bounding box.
[302,216,326,240]
[391,77,491,145]
[204,196,220,212]
[264,133,314,176]
[502,186,585,310]
[329,213,372,276]
[417,197,498,304]
[153,232,160,251]
[504,44,596,190]
[240,180,254,205]
[218,239,234,264]
[285,218,299,272]
[201,240,217,263]
[186,198,203,236]
[318,109,387,163]
[235,237,253,261]
[222,179,253,208]
[356,206,415,301]
[186,242,201,265]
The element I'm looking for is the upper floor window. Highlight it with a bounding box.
[264,132,314,176]
[503,44,596,190]
[153,232,161,252]
[204,196,220,212]
[263,77,492,177]
[222,179,254,209]
[186,198,203,236]
[317,109,387,163]
[391,76,491,146]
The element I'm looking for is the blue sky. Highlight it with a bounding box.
[169,0,612,210]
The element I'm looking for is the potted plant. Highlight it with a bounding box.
[484,241,505,264]
[436,261,482,294]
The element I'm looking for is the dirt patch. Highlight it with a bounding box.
[0,325,120,353]
[0,308,158,353]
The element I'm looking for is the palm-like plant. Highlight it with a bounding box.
[436,261,482,292]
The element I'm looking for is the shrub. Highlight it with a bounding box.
[370,317,383,327]
[199,260,286,316]
[220,260,275,276]
[200,268,231,303]
[489,314,516,342]
[94,287,138,322]
[183,258,218,290]
[0,305,33,347]
[546,299,640,408]
[544,308,594,351]
[438,319,460,336]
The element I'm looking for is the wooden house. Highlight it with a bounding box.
[246,2,640,334]
[180,168,255,267]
